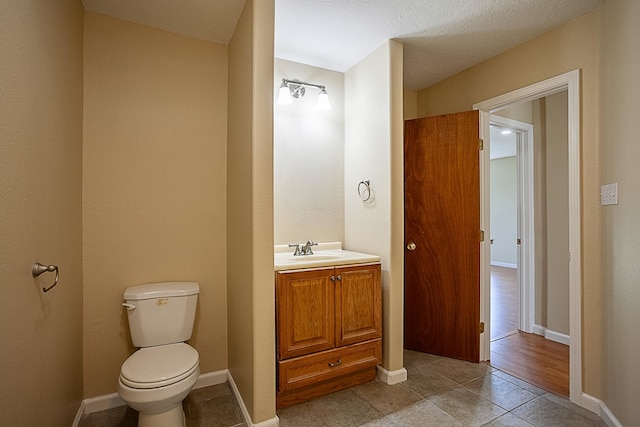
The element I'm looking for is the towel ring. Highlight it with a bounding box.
[32,262,59,293]
[358,180,372,202]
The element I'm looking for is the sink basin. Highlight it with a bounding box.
[274,246,380,271]
[284,253,343,262]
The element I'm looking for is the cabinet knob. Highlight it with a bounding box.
[406,242,417,251]
[330,275,342,281]
[328,359,342,367]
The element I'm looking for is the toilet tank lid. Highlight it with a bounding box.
[124,281,199,300]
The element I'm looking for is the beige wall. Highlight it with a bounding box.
[417,10,603,397]
[227,0,276,423]
[600,0,640,424]
[0,1,84,425]
[82,12,229,397]
[403,88,418,120]
[274,59,345,245]
[543,92,569,336]
[345,40,405,372]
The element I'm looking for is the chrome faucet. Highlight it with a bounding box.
[289,240,318,256]
[301,240,318,255]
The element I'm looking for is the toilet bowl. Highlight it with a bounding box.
[118,282,200,427]
[118,343,199,427]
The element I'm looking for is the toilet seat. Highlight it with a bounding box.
[120,343,199,389]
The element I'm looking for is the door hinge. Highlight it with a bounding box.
[480,322,485,334]
[480,230,485,242]
[479,138,484,150]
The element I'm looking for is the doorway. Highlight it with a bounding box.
[475,70,581,404]
[488,116,535,341]
[489,122,520,342]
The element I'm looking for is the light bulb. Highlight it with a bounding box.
[316,89,331,110]
[277,84,293,105]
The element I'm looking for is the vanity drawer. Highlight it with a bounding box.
[278,339,381,392]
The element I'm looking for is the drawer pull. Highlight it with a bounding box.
[328,359,342,367]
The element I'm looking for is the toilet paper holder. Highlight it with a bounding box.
[32,262,59,293]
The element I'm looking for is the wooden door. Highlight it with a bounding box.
[276,268,335,359]
[334,264,382,347]
[404,111,481,362]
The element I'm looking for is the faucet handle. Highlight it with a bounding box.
[289,243,302,256]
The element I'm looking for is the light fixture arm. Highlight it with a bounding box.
[281,79,326,92]
[278,78,331,109]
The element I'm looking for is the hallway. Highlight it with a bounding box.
[489,266,569,397]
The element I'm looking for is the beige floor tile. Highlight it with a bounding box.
[428,357,494,384]
[481,412,535,426]
[403,349,442,370]
[352,378,423,415]
[512,396,605,426]
[307,389,384,426]
[387,399,463,426]
[277,401,327,427]
[405,363,460,398]
[428,387,507,426]
[491,369,547,395]
[463,372,538,410]
[541,393,608,426]
[81,365,608,427]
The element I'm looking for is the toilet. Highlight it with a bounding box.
[118,281,200,427]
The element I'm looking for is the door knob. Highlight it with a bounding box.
[406,242,417,251]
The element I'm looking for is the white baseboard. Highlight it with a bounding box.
[599,401,624,427]
[376,365,407,385]
[532,324,570,346]
[532,324,545,336]
[227,371,279,427]
[81,392,126,415]
[72,392,126,427]
[72,401,85,427]
[490,261,517,269]
[73,369,280,427]
[580,393,623,427]
[194,369,228,389]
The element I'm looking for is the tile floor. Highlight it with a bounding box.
[80,350,606,427]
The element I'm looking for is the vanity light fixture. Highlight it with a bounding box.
[277,78,331,110]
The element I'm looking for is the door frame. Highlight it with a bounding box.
[474,70,582,404]
[489,115,535,335]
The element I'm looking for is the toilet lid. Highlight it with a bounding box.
[120,343,199,389]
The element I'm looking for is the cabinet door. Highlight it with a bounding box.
[335,264,382,347]
[277,268,335,360]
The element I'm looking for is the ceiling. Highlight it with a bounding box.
[82,0,601,91]
[489,125,517,160]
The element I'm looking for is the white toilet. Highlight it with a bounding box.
[118,281,200,427]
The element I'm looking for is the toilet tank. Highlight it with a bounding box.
[123,281,199,348]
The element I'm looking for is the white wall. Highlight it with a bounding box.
[490,156,518,266]
[273,59,345,245]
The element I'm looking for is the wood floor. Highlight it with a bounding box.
[490,266,518,340]
[489,266,570,397]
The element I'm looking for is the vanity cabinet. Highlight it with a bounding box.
[276,263,381,408]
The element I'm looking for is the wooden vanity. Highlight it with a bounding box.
[275,257,382,408]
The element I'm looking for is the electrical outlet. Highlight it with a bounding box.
[601,183,618,206]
